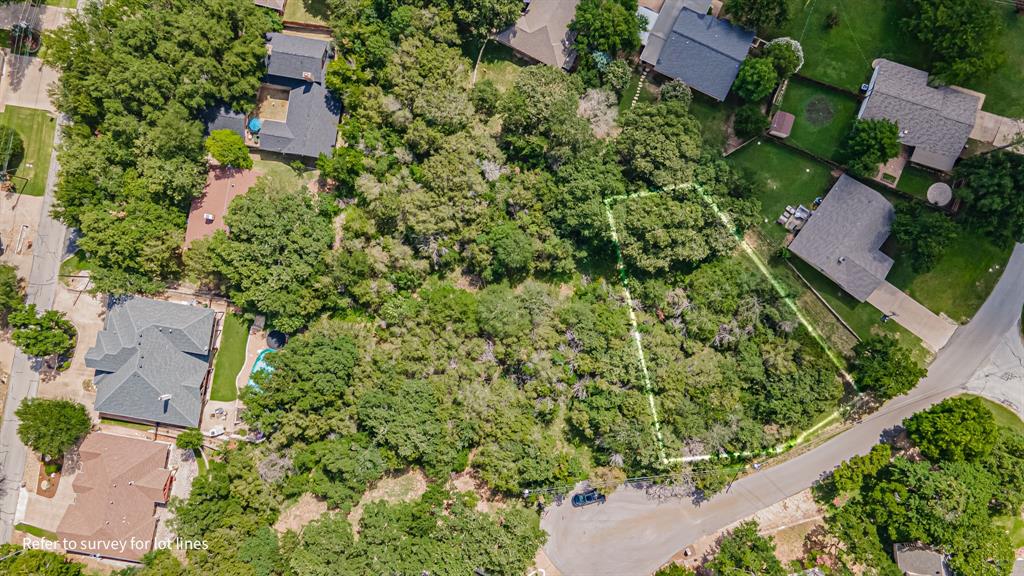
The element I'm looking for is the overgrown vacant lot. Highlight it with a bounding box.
[778,78,858,162]
[777,0,1024,116]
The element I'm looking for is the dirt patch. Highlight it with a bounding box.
[256,85,290,123]
[577,89,619,140]
[805,95,834,127]
[348,468,428,533]
[274,493,329,535]
[449,470,508,513]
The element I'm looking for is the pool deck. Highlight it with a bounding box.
[201,327,267,437]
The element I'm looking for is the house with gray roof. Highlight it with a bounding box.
[640,0,753,101]
[788,175,896,302]
[203,32,341,160]
[893,543,952,576]
[86,298,216,428]
[495,0,580,70]
[858,59,980,172]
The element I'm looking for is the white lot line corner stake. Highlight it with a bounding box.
[603,182,847,466]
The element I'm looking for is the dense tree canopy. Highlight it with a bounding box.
[0,545,84,576]
[205,129,253,169]
[570,0,644,57]
[732,57,778,102]
[849,336,926,400]
[9,304,77,358]
[705,521,786,575]
[905,396,998,462]
[893,203,958,272]
[724,0,789,33]
[844,119,901,177]
[955,151,1024,245]
[905,0,1004,84]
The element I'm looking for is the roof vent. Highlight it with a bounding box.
[159,394,172,401]
[302,71,314,82]
[838,256,847,264]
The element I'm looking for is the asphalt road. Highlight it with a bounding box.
[542,243,1024,576]
[0,116,68,544]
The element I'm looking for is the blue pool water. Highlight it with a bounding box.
[247,348,275,391]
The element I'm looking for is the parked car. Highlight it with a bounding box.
[571,489,606,507]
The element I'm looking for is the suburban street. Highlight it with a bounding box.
[0,116,67,544]
[542,243,1024,576]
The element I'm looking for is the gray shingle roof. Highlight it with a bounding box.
[648,7,753,101]
[788,175,895,302]
[266,32,330,84]
[86,298,215,428]
[257,80,341,158]
[858,59,980,172]
[203,105,246,138]
[893,543,951,576]
[494,0,580,70]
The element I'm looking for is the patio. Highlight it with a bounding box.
[255,85,290,123]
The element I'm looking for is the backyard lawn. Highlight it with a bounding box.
[466,40,524,93]
[211,313,251,402]
[726,140,835,246]
[887,229,1011,324]
[777,77,858,161]
[284,0,328,25]
[690,93,737,153]
[958,7,1024,117]
[1,106,56,197]
[894,165,943,201]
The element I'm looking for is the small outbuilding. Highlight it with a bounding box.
[893,543,952,576]
[769,111,795,138]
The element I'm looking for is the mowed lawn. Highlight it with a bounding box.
[887,229,1012,324]
[690,92,737,153]
[894,165,943,201]
[284,0,328,25]
[777,0,925,91]
[726,140,834,246]
[211,313,251,402]
[1,106,56,197]
[466,40,524,93]
[778,78,858,161]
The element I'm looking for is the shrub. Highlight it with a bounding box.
[733,104,770,139]
[765,38,804,77]
[470,79,500,115]
[204,129,252,169]
[660,79,692,108]
[603,59,632,94]
[176,428,205,451]
[825,7,840,29]
[843,119,901,177]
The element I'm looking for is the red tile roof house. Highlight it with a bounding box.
[184,167,262,248]
[56,433,173,563]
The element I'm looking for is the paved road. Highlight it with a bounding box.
[542,243,1024,576]
[0,115,68,544]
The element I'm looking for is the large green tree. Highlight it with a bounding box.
[844,119,901,177]
[9,304,77,359]
[186,176,335,332]
[705,521,786,575]
[616,100,702,187]
[905,396,998,462]
[205,129,253,169]
[850,336,926,400]
[732,57,778,102]
[724,0,789,33]
[905,0,1004,84]
[954,151,1024,245]
[0,544,85,576]
[15,398,91,459]
[0,263,21,325]
[570,0,644,56]
[892,203,958,272]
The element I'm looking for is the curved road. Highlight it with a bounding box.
[542,243,1024,576]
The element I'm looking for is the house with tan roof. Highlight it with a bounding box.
[56,433,172,563]
[495,0,581,70]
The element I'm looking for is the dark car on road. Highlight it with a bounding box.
[571,489,606,507]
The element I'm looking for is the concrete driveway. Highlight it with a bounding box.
[965,320,1024,418]
[866,281,958,351]
[542,244,1024,576]
[0,54,59,113]
[971,111,1024,153]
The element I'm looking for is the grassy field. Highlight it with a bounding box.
[726,140,835,246]
[790,258,929,363]
[887,229,1011,324]
[690,93,737,153]
[895,165,943,201]
[777,0,925,91]
[777,78,858,161]
[211,313,250,402]
[284,0,328,25]
[0,106,56,197]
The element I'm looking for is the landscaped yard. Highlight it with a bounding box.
[284,0,328,25]
[894,165,943,200]
[777,1,1024,117]
[211,313,251,402]
[690,93,737,153]
[777,77,858,161]
[887,228,1011,324]
[1,106,56,197]
[726,140,835,246]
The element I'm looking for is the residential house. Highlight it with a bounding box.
[640,0,753,101]
[893,543,952,576]
[204,32,341,159]
[86,298,216,428]
[495,0,580,70]
[56,433,173,563]
[253,0,285,13]
[858,59,981,172]
[184,167,262,248]
[788,175,895,302]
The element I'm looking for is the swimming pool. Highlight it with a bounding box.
[247,348,275,391]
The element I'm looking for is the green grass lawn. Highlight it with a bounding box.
[895,165,943,200]
[994,515,1024,549]
[790,258,929,363]
[962,394,1024,434]
[690,92,737,153]
[252,155,317,189]
[1,106,56,197]
[778,78,858,161]
[887,229,1011,324]
[726,140,835,246]
[59,252,96,279]
[466,40,524,94]
[211,313,251,402]
[100,417,153,431]
[957,7,1024,117]
[283,0,329,25]
[15,523,59,540]
[777,0,925,91]
[46,0,77,7]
